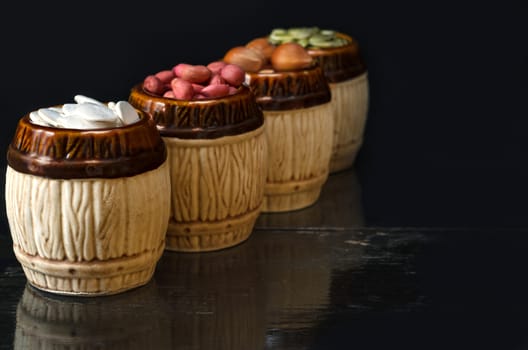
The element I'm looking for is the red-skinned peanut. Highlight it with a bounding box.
[178,65,211,83]
[192,84,205,93]
[221,64,245,86]
[163,90,176,98]
[201,84,230,98]
[207,61,227,74]
[155,70,175,83]
[209,74,226,85]
[173,63,193,77]
[143,75,165,95]
[171,78,194,100]
[149,60,246,100]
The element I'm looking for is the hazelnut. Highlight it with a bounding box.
[246,37,275,62]
[223,46,265,73]
[271,42,313,71]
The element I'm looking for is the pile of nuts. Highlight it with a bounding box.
[143,61,245,100]
[223,39,313,73]
[222,27,349,73]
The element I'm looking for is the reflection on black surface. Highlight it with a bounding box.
[328,232,427,311]
[10,232,432,349]
[154,243,265,350]
[249,231,364,349]
[14,281,171,349]
[153,231,336,349]
[153,229,364,350]
[9,229,528,349]
[256,168,365,228]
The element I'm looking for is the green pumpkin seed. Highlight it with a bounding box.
[320,29,336,37]
[267,27,349,48]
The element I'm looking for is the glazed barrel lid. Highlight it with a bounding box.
[128,84,264,139]
[7,110,167,179]
[245,64,332,111]
[306,32,367,83]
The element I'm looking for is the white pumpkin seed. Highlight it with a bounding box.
[115,101,140,125]
[29,111,48,126]
[72,103,116,121]
[73,94,105,105]
[37,108,63,127]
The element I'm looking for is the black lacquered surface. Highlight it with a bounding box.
[1,168,527,350]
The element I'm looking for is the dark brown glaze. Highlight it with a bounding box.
[306,33,367,83]
[7,111,167,179]
[128,85,264,139]
[245,64,331,111]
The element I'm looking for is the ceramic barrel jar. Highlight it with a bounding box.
[245,65,333,212]
[5,103,170,296]
[267,27,369,173]
[129,67,267,252]
[308,32,369,172]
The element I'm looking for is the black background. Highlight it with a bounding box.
[0,3,526,350]
[0,1,525,229]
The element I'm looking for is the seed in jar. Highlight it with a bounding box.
[209,74,226,85]
[269,28,290,45]
[142,59,248,101]
[36,108,63,127]
[267,27,349,48]
[223,46,265,73]
[115,101,140,125]
[173,63,193,77]
[29,95,139,129]
[246,37,275,61]
[192,83,205,93]
[163,90,175,98]
[177,64,211,84]
[155,70,175,83]
[171,78,194,100]
[74,95,105,106]
[66,103,116,121]
[201,84,230,98]
[143,75,165,95]
[220,64,245,86]
[271,42,313,71]
[29,111,47,126]
[207,61,227,74]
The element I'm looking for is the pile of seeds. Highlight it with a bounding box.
[268,27,349,48]
[29,95,139,129]
[142,61,245,100]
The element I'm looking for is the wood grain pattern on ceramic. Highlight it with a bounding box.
[328,73,370,172]
[164,125,267,252]
[128,83,267,252]
[261,103,334,212]
[6,160,171,295]
[246,65,331,111]
[128,85,264,139]
[7,111,166,179]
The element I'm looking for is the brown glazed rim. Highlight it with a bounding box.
[305,32,367,83]
[128,84,264,139]
[245,64,331,111]
[7,110,167,179]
